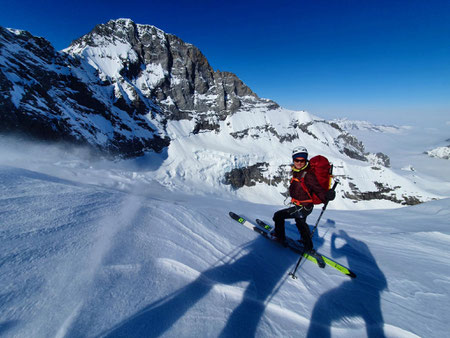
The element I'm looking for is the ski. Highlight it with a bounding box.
[256,218,325,268]
[321,256,356,278]
[229,212,324,268]
[255,218,274,232]
[256,218,356,278]
[229,212,356,278]
[229,211,267,232]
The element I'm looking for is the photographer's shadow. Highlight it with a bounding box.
[102,234,297,337]
[307,230,387,338]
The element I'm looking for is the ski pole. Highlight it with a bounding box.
[310,180,339,239]
[289,251,305,279]
[289,180,339,279]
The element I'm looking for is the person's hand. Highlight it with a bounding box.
[326,189,336,201]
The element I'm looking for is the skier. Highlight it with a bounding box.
[272,146,335,251]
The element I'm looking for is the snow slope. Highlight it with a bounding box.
[130,109,442,210]
[1,140,449,337]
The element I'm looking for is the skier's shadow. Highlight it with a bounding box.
[307,230,388,338]
[102,226,307,338]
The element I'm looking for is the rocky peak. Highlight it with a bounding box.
[0,24,169,158]
[1,19,277,157]
[69,19,166,51]
[1,27,57,62]
[65,19,277,123]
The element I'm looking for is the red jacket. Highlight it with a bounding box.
[289,163,327,207]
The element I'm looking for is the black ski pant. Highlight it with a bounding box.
[273,205,313,251]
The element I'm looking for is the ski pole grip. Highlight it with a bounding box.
[331,180,339,191]
[323,180,339,209]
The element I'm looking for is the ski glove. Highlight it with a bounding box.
[326,189,336,201]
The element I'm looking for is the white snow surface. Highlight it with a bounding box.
[426,146,450,160]
[1,137,449,338]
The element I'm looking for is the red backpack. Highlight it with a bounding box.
[301,155,333,204]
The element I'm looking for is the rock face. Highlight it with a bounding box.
[344,182,422,206]
[64,19,278,127]
[224,162,285,189]
[0,25,169,157]
[0,19,277,157]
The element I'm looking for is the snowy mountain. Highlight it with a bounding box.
[332,118,404,134]
[426,145,450,160]
[0,19,276,157]
[0,144,449,337]
[64,19,278,122]
[0,19,445,208]
[0,24,168,157]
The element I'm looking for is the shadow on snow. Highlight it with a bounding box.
[307,230,388,338]
[99,218,327,337]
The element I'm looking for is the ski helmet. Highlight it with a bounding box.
[292,146,308,160]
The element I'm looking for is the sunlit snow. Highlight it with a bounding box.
[0,128,449,337]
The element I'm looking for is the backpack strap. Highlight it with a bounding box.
[290,172,313,205]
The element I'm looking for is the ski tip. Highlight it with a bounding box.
[229,211,245,223]
[229,211,239,219]
[348,271,357,278]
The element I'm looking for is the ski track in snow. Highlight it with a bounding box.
[1,137,450,338]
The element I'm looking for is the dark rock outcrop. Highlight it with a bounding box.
[224,162,285,189]
[343,181,422,205]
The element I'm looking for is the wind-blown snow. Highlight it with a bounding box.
[0,138,449,337]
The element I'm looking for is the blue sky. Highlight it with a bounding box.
[1,0,449,127]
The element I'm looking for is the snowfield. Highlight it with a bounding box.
[1,137,449,338]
